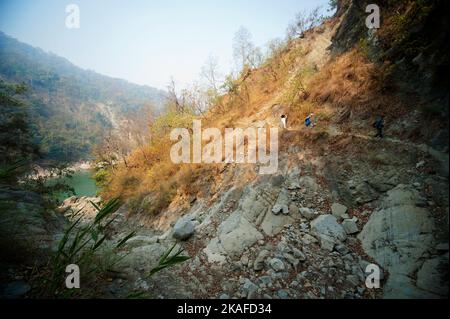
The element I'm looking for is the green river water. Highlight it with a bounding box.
[53,169,98,202]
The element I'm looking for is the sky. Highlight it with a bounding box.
[0,0,332,90]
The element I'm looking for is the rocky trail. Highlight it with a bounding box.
[52,118,449,299]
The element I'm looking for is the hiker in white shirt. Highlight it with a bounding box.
[281,114,287,129]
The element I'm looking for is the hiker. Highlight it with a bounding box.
[373,114,385,138]
[305,113,315,128]
[281,114,287,129]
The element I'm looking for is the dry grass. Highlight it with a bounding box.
[101,27,410,219]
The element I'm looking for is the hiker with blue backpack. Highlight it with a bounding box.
[305,113,315,128]
[373,115,385,138]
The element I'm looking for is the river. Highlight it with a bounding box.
[52,169,98,202]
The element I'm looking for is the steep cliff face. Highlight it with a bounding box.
[332,0,448,106]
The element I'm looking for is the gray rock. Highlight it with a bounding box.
[331,203,349,221]
[240,255,249,267]
[277,289,290,299]
[335,244,349,255]
[299,207,316,220]
[271,175,285,187]
[383,273,441,299]
[346,275,360,287]
[254,250,270,271]
[311,214,347,242]
[242,279,259,299]
[217,211,264,256]
[299,176,319,193]
[416,254,449,297]
[382,184,426,208]
[283,253,299,269]
[172,217,195,241]
[269,258,285,272]
[359,205,434,276]
[342,219,359,235]
[219,293,230,299]
[124,243,168,271]
[272,204,289,215]
[125,235,159,248]
[435,243,449,252]
[203,237,227,264]
[358,188,438,299]
[318,234,335,252]
[261,208,294,236]
[302,233,318,245]
[416,161,425,169]
[292,247,307,261]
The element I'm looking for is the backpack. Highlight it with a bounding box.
[305,117,311,127]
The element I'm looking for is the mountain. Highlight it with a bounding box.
[0,31,166,161]
[1,0,448,300]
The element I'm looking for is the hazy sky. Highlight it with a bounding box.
[0,0,332,90]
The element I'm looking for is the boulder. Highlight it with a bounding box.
[203,238,227,264]
[218,212,263,256]
[123,243,168,271]
[311,214,347,242]
[342,219,359,235]
[261,210,294,236]
[125,235,159,248]
[318,234,335,252]
[382,184,426,208]
[416,254,449,297]
[331,203,349,220]
[172,217,195,241]
[358,205,434,276]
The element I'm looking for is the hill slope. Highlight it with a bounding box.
[89,0,448,299]
[0,31,166,161]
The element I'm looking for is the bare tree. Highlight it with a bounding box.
[233,26,261,73]
[167,77,185,114]
[286,6,324,40]
[201,54,222,93]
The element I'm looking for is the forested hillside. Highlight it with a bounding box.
[0,31,166,162]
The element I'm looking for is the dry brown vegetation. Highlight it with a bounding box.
[306,49,408,122]
[98,18,410,220]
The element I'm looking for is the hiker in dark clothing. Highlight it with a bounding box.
[373,115,385,138]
